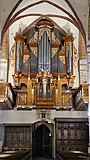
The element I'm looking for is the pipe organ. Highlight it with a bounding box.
[14,33,24,74]
[38,31,50,72]
[13,19,75,109]
[65,35,74,74]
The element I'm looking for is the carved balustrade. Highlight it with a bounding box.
[0,82,7,99]
[62,91,72,106]
[0,82,73,109]
[73,84,89,110]
[16,90,27,105]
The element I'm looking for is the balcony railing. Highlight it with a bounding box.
[73,84,89,110]
[15,84,88,110]
[16,90,27,105]
[0,83,11,109]
[15,88,72,110]
[62,91,72,106]
[0,82,7,99]
[1,82,88,111]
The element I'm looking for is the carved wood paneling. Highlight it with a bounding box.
[3,125,32,150]
[55,118,89,153]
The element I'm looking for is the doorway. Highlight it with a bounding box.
[34,124,52,158]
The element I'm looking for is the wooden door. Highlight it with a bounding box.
[34,124,52,158]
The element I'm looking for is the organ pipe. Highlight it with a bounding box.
[38,31,50,72]
[16,42,22,72]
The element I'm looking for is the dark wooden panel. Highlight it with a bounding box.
[55,118,89,153]
[3,125,32,150]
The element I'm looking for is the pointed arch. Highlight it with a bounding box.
[1,0,85,43]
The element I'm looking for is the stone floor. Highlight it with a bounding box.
[33,158,54,160]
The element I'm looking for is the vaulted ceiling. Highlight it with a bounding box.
[0,0,89,55]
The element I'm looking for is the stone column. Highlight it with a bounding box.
[79,33,88,84]
[87,3,90,152]
[0,13,1,52]
[87,40,90,153]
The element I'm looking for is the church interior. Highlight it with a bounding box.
[0,0,90,159]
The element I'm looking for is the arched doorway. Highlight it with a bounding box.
[34,124,52,158]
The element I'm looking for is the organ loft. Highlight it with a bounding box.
[0,18,89,159]
[13,19,76,110]
[0,1,90,159]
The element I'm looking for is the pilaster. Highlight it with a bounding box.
[79,32,88,84]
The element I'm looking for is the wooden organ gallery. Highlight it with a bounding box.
[0,19,89,159]
[13,19,75,110]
